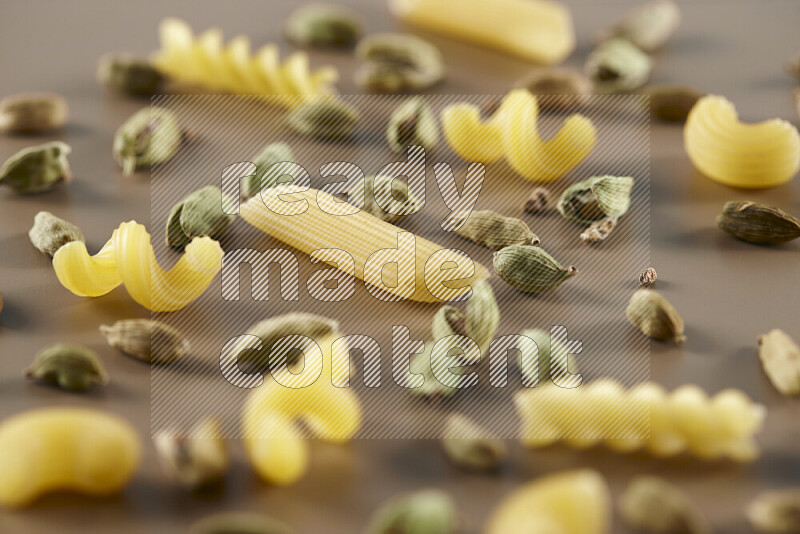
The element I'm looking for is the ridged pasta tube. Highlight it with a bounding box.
[152,18,339,101]
[441,89,597,182]
[684,95,800,188]
[514,379,765,462]
[52,221,223,312]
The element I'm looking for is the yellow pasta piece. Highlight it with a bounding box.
[514,379,765,462]
[684,95,800,188]
[239,186,489,302]
[152,18,338,102]
[441,89,597,182]
[388,0,575,65]
[52,221,223,312]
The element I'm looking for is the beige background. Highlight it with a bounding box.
[1,0,799,532]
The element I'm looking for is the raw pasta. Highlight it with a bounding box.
[684,95,800,188]
[52,221,223,312]
[514,379,765,462]
[441,89,596,182]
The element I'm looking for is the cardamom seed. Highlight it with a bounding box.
[432,280,499,353]
[366,489,457,534]
[166,185,235,249]
[355,33,445,93]
[523,187,551,214]
[519,328,578,384]
[113,107,182,176]
[619,476,710,534]
[28,211,84,257]
[23,343,109,393]
[788,52,800,82]
[580,216,618,244]
[639,267,658,287]
[0,141,71,194]
[243,142,295,199]
[100,319,189,365]
[626,288,685,344]
[758,329,800,396]
[717,201,800,245]
[347,174,420,222]
[285,4,363,48]
[441,414,507,471]
[647,84,704,122]
[0,93,68,134]
[96,53,166,97]
[286,98,359,141]
[515,68,593,111]
[585,38,653,93]
[189,512,294,534]
[597,0,681,53]
[557,175,634,224]
[493,245,578,294]
[455,210,540,251]
[155,417,229,491]
[747,489,800,534]
[387,97,439,153]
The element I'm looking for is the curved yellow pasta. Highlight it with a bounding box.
[684,95,800,188]
[515,379,765,462]
[152,18,338,102]
[441,89,597,182]
[52,221,223,312]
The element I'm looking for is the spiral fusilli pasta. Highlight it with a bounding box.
[441,89,597,182]
[684,95,800,188]
[52,221,223,312]
[514,379,765,462]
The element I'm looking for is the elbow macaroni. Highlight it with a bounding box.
[441,89,596,182]
[684,95,800,188]
[52,221,223,312]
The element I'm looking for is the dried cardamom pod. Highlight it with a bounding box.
[285,4,363,48]
[455,210,540,251]
[0,93,68,134]
[243,142,295,199]
[347,174,420,222]
[408,344,461,399]
[23,343,109,393]
[441,414,507,471]
[355,33,445,93]
[639,267,658,287]
[758,329,800,396]
[519,328,578,384]
[432,280,499,353]
[189,512,294,534]
[366,489,457,534]
[717,201,800,245]
[387,97,439,152]
[626,289,685,344]
[585,39,653,93]
[619,476,710,534]
[28,211,84,257]
[0,141,71,194]
[747,489,800,534]
[493,245,578,294]
[154,417,229,491]
[647,84,704,122]
[286,98,359,141]
[432,306,467,339]
[96,53,166,97]
[557,175,634,225]
[166,185,235,248]
[523,187,551,214]
[515,68,593,111]
[580,216,618,243]
[113,107,182,176]
[100,319,189,365]
[597,0,681,53]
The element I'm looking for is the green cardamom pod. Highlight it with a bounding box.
[387,97,439,152]
[100,319,189,365]
[96,53,166,97]
[355,33,445,93]
[585,38,653,93]
[286,98,359,141]
[432,306,467,339]
[597,0,681,53]
[154,417,229,491]
[557,175,634,224]
[626,288,685,344]
[639,267,658,287]
[647,84,704,123]
[243,142,295,199]
[455,210,540,251]
[28,211,84,257]
[519,329,578,384]
[0,141,71,194]
[347,174,421,222]
[408,345,461,399]
[366,489,457,534]
[166,185,235,249]
[441,414,507,472]
[758,329,800,396]
[23,343,109,393]
[113,107,182,176]
[580,216,617,244]
[717,201,800,245]
[515,68,592,111]
[619,476,710,534]
[523,187,551,214]
[493,245,578,294]
[189,512,294,534]
[747,489,800,534]
[431,280,499,353]
[0,93,68,134]
[285,4,363,48]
